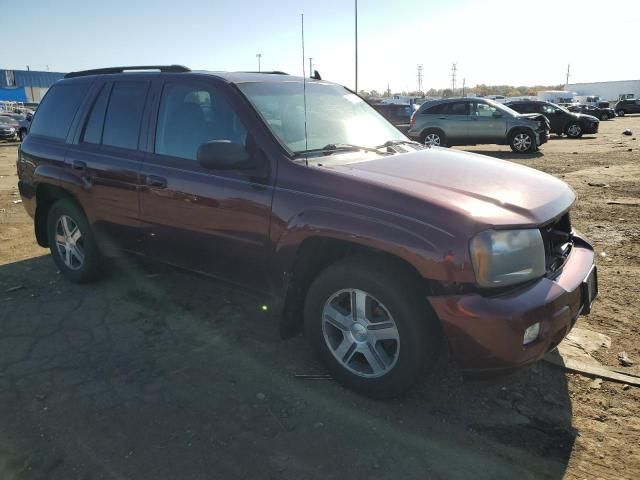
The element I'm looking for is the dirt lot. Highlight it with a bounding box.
[0,117,639,479]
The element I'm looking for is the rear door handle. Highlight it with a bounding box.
[146,175,167,189]
[72,160,87,172]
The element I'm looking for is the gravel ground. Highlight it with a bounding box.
[0,116,638,479]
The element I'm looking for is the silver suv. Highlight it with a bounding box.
[408,98,549,153]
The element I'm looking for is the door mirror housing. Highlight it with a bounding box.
[197,140,252,170]
[492,111,503,118]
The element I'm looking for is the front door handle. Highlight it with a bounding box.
[146,175,167,189]
[72,160,87,172]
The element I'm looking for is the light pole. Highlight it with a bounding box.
[256,53,262,72]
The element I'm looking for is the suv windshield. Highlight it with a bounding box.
[237,81,405,154]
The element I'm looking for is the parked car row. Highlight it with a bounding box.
[406,97,550,153]
[0,112,31,141]
[504,100,600,138]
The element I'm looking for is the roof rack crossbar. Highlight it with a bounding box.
[64,65,191,79]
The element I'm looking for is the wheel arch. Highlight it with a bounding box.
[34,183,84,247]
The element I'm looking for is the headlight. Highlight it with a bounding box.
[9,127,15,133]
[470,229,546,287]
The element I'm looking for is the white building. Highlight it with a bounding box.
[564,80,640,102]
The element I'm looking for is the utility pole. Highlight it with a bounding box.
[354,0,358,93]
[462,78,466,97]
[256,53,262,72]
[417,64,423,94]
[565,63,570,86]
[451,63,457,94]
[309,58,313,77]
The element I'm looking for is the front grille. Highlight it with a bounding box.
[540,213,573,275]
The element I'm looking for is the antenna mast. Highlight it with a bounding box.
[301,14,309,166]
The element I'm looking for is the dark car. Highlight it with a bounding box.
[1,112,32,140]
[614,99,640,116]
[371,103,415,132]
[0,115,20,141]
[17,66,597,398]
[505,100,599,138]
[568,104,616,121]
[408,97,549,152]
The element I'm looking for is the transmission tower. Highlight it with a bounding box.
[417,64,424,93]
[451,63,457,94]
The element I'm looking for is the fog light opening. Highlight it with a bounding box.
[523,322,541,345]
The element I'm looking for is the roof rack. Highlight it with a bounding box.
[64,65,191,79]
[241,71,289,75]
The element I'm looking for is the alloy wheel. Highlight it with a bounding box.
[54,215,85,270]
[424,133,441,146]
[567,124,582,137]
[512,133,532,151]
[322,289,400,378]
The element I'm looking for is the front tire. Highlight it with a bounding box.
[617,110,625,117]
[600,113,608,121]
[565,122,583,138]
[304,256,442,398]
[19,129,27,141]
[46,198,103,283]
[509,129,535,153]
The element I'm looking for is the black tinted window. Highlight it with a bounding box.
[102,81,148,150]
[29,83,88,140]
[82,84,111,144]
[424,103,444,114]
[155,82,247,161]
[444,102,468,115]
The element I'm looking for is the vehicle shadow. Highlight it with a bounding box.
[0,255,575,480]
[462,149,544,160]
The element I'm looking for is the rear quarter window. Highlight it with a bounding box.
[29,83,89,140]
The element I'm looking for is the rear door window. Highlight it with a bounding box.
[102,81,149,150]
[81,84,111,144]
[29,83,89,140]
[444,102,469,115]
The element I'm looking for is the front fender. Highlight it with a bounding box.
[271,203,475,287]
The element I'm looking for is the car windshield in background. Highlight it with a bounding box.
[488,100,520,117]
[237,81,405,154]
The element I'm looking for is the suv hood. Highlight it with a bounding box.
[328,148,575,228]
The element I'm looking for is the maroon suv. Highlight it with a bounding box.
[17,66,597,398]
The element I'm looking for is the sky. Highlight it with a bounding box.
[3,0,639,93]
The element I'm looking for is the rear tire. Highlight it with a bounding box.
[46,198,103,283]
[509,129,535,153]
[421,129,447,147]
[565,122,583,138]
[304,255,442,398]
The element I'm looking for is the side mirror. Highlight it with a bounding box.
[197,140,251,170]
[555,109,563,114]
[492,111,503,118]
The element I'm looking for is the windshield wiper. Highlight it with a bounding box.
[376,139,422,148]
[293,143,388,157]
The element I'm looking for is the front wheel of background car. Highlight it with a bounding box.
[616,110,625,117]
[565,123,583,138]
[421,129,446,147]
[304,256,442,399]
[600,113,608,121]
[509,130,535,153]
[46,198,104,283]
[19,129,27,141]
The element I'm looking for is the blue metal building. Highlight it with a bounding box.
[0,68,66,103]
